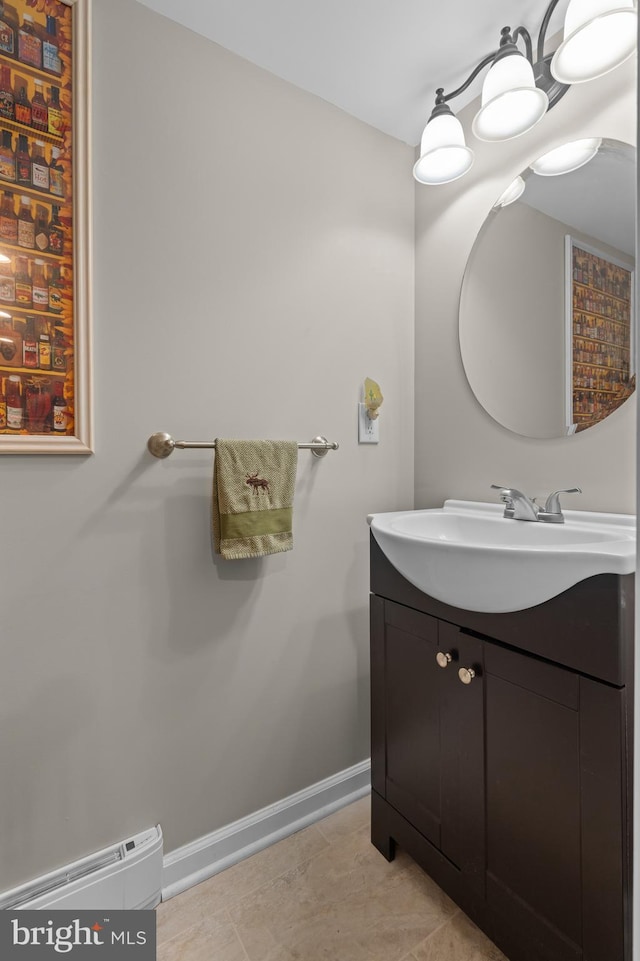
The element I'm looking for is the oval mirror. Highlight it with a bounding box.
[459,139,636,438]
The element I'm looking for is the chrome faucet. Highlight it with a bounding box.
[490,485,539,522]
[491,485,582,523]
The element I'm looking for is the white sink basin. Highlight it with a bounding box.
[369,499,636,613]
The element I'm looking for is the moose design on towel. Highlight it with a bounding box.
[245,471,271,495]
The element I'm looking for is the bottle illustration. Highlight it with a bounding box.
[0,316,17,362]
[25,379,51,432]
[22,315,37,367]
[6,373,22,430]
[52,381,66,432]
[32,258,48,310]
[47,85,63,137]
[18,12,42,70]
[49,147,64,198]
[15,135,30,187]
[49,205,63,254]
[0,190,17,244]
[48,265,62,315]
[17,194,34,248]
[31,80,48,133]
[43,15,61,75]
[35,205,49,251]
[52,321,66,370]
[14,82,31,126]
[0,64,14,120]
[15,256,32,308]
[37,319,51,368]
[0,130,15,183]
[0,378,7,429]
[0,1,16,58]
[0,254,14,303]
[30,141,49,192]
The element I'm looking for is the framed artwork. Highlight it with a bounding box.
[565,237,635,434]
[0,0,91,453]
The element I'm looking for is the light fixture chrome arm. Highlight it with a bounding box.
[435,27,534,108]
[511,26,533,65]
[436,52,498,105]
[536,0,563,62]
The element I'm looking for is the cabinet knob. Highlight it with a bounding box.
[458,667,476,685]
[436,652,453,669]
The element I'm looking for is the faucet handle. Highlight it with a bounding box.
[490,484,514,506]
[544,487,582,514]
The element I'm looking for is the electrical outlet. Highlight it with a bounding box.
[358,403,380,444]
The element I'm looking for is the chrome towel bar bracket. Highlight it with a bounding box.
[147,432,339,459]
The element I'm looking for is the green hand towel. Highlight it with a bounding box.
[212,440,299,559]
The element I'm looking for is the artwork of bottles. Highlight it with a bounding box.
[571,244,634,429]
[0,0,73,437]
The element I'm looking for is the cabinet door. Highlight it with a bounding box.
[371,599,484,883]
[380,600,442,848]
[484,641,627,961]
[439,621,485,906]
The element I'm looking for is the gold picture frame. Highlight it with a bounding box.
[0,0,91,453]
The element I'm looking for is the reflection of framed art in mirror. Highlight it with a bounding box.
[565,237,635,433]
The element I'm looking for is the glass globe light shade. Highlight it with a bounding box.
[413,112,474,185]
[473,52,549,141]
[551,0,637,83]
[530,138,602,176]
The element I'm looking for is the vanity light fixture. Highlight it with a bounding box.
[530,137,602,175]
[414,0,637,185]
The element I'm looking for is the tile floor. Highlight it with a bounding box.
[156,796,508,961]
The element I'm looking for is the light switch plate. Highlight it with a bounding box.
[358,404,380,444]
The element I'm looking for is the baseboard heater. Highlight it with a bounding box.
[0,826,163,911]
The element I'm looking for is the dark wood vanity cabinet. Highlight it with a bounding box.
[370,535,633,961]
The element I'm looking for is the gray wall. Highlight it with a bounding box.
[415,57,636,511]
[0,0,415,890]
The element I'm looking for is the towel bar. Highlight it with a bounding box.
[147,432,339,459]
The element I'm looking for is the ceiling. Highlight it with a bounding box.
[135,0,569,145]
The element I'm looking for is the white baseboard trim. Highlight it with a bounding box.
[162,759,371,902]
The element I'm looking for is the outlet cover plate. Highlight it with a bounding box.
[359,404,379,444]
